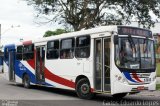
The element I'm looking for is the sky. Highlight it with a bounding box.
[0,0,160,46]
[0,0,59,46]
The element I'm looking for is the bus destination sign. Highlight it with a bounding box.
[118,26,152,38]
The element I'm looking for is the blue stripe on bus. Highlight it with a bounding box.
[15,61,53,86]
[15,61,36,84]
[4,60,53,87]
[123,72,137,83]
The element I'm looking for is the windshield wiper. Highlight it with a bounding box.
[128,35,137,54]
[144,38,149,58]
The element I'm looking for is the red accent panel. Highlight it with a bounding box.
[44,67,75,89]
[26,49,36,69]
[23,40,32,45]
[27,59,35,70]
[132,73,143,82]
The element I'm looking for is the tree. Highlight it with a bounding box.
[26,0,160,31]
[43,29,68,37]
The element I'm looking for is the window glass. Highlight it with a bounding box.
[16,46,23,60]
[60,38,75,59]
[23,45,34,53]
[75,35,90,58]
[61,39,73,49]
[77,36,90,47]
[115,37,155,69]
[47,40,59,59]
[23,44,34,60]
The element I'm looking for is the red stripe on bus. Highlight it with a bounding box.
[44,67,75,89]
[26,50,75,89]
[27,59,35,69]
[26,49,36,69]
[26,52,94,91]
[132,73,143,82]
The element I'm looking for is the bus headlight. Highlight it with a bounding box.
[115,74,127,84]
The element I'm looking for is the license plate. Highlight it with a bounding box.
[137,86,144,91]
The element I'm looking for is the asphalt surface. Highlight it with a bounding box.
[0,73,160,106]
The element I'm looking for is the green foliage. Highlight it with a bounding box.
[26,0,160,31]
[156,84,160,90]
[43,29,68,37]
[157,63,160,77]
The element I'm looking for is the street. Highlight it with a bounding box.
[0,74,160,106]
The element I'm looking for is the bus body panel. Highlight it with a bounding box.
[3,44,16,82]
[3,61,9,81]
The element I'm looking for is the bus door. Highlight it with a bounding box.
[35,46,45,84]
[9,50,15,82]
[94,38,111,92]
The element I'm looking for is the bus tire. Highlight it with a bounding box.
[112,93,127,99]
[23,74,31,88]
[76,78,94,99]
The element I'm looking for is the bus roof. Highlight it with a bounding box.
[4,44,15,50]
[6,25,152,46]
[32,25,118,44]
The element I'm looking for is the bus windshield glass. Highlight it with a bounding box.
[115,37,155,69]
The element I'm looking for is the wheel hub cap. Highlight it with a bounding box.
[81,84,89,94]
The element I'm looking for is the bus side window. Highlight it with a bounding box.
[75,35,90,58]
[47,40,59,59]
[60,38,75,59]
[16,46,23,60]
[23,44,34,60]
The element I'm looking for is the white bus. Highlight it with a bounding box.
[3,26,156,99]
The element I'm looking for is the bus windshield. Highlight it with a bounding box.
[115,37,155,69]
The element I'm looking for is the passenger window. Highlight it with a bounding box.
[75,35,90,58]
[47,40,59,59]
[23,44,34,60]
[60,38,75,59]
[16,46,23,60]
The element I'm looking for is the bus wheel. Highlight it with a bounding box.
[76,78,94,99]
[112,93,127,99]
[23,74,30,88]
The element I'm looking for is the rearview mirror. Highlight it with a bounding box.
[114,35,119,44]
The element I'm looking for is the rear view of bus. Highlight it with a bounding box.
[112,26,156,98]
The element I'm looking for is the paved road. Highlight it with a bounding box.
[0,74,160,106]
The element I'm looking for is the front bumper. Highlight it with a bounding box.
[112,80,156,95]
